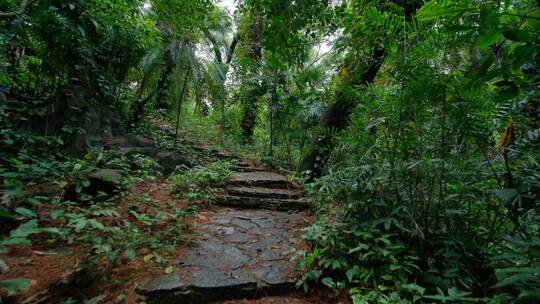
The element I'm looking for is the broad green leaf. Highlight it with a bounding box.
[518,289,540,301]
[39,227,60,235]
[321,277,334,288]
[15,207,36,219]
[476,30,501,49]
[348,243,369,254]
[346,266,361,282]
[502,30,534,42]
[9,220,39,238]
[124,248,136,261]
[417,1,472,21]
[89,219,105,230]
[74,220,87,232]
[513,45,535,67]
[50,210,64,220]
[81,179,91,187]
[0,210,15,220]
[527,10,540,31]
[493,274,529,288]
[479,6,500,25]
[0,278,32,296]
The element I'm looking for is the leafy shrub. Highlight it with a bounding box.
[168,161,232,202]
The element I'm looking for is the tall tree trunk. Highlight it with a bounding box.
[0,0,32,19]
[130,54,173,127]
[298,47,385,179]
[240,19,263,144]
[203,29,240,136]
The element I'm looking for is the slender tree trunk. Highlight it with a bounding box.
[240,18,263,144]
[240,88,260,143]
[269,81,276,156]
[203,29,240,143]
[174,67,190,146]
[156,56,174,110]
[131,55,174,127]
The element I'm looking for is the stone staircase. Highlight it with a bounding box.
[136,163,310,303]
[215,170,307,211]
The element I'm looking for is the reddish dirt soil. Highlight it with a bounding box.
[2,177,322,304]
[0,245,79,302]
[1,178,192,303]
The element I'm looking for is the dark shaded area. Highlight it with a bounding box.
[298,47,385,178]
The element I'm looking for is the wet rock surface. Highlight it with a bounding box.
[229,172,292,189]
[226,186,302,199]
[138,163,311,303]
[103,134,192,172]
[216,196,308,211]
[105,133,156,149]
[61,168,125,202]
[138,209,309,303]
[154,151,190,172]
[216,171,306,211]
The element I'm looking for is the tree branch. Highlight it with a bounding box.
[203,28,223,64]
[0,0,31,19]
[225,34,240,65]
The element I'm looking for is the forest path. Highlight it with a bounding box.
[137,129,312,303]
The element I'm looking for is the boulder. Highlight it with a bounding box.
[105,133,156,149]
[87,169,124,186]
[62,168,125,202]
[153,151,189,172]
[110,113,126,136]
[125,133,156,147]
[103,134,195,173]
[120,146,160,157]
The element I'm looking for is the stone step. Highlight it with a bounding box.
[137,209,309,304]
[229,172,295,189]
[226,186,302,200]
[138,273,295,304]
[210,150,238,160]
[235,161,252,168]
[215,195,308,211]
[231,166,269,173]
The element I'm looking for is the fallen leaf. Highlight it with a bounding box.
[269,244,281,249]
[164,266,174,274]
[57,180,68,189]
[143,254,154,263]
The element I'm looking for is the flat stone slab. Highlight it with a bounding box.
[216,196,308,211]
[229,172,293,189]
[226,186,301,200]
[138,209,310,303]
[231,166,269,173]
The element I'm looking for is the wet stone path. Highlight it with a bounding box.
[137,164,310,303]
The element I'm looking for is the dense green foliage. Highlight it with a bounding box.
[169,160,232,202]
[1,0,539,302]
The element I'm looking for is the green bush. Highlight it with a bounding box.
[168,161,232,202]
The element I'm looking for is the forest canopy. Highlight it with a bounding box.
[1,0,539,303]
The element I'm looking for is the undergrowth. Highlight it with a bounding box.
[168,160,233,202]
[0,141,195,298]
